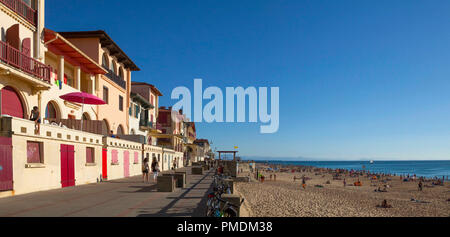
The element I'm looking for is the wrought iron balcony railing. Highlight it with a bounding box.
[104,68,126,89]
[0,41,51,82]
[0,0,37,25]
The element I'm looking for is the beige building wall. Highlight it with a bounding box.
[102,137,142,180]
[41,51,97,121]
[64,38,131,135]
[1,117,104,197]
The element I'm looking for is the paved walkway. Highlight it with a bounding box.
[0,167,214,217]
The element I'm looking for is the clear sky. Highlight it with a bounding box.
[46,0,450,160]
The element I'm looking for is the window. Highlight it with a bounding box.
[103,86,109,104]
[45,102,58,119]
[111,61,117,74]
[119,95,123,111]
[111,150,119,164]
[86,147,95,163]
[119,67,124,80]
[102,53,109,69]
[135,104,139,118]
[27,141,43,163]
[129,103,132,116]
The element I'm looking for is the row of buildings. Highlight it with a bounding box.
[0,0,213,197]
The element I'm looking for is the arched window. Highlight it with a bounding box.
[45,101,59,119]
[119,67,124,80]
[102,119,110,136]
[111,61,117,74]
[117,124,124,135]
[82,112,90,120]
[1,86,24,118]
[102,53,109,69]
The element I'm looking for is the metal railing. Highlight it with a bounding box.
[0,41,51,82]
[104,68,126,89]
[0,0,37,25]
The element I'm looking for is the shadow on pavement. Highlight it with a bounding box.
[136,171,214,217]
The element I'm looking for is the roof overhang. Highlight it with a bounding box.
[130,92,154,109]
[44,29,107,75]
[131,81,163,96]
[58,30,140,71]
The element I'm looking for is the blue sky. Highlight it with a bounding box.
[46,0,450,160]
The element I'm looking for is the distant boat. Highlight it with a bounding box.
[370,160,374,164]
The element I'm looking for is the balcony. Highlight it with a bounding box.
[104,68,126,89]
[0,0,37,25]
[0,41,51,83]
[139,120,153,129]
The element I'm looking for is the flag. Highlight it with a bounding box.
[234,146,238,149]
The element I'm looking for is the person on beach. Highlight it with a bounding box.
[142,158,150,183]
[302,176,306,189]
[343,178,346,187]
[270,174,272,181]
[274,174,276,181]
[418,180,423,191]
[151,157,159,181]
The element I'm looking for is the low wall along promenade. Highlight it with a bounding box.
[0,116,186,198]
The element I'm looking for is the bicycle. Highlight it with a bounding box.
[206,195,244,217]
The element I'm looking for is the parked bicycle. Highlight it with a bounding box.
[206,174,240,217]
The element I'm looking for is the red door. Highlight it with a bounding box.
[60,144,75,188]
[102,148,108,180]
[0,137,13,191]
[123,151,130,177]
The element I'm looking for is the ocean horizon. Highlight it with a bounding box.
[241,159,450,178]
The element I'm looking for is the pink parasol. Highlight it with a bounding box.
[59,92,106,130]
[60,92,106,105]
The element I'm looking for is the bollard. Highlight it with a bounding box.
[175,171,188,185]
[192,166,203,175]
[220,194,242,217]
[157,175,176,192]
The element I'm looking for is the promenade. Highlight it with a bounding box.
[0,168,213,217]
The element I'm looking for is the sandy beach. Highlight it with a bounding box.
[235,164,450,217]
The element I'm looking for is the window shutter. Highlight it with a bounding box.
[6,24,20,49]
[27,142,41,163]
[22,38,31,56]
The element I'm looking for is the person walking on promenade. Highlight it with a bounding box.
[151,157,159,181]
[142,158,150,183]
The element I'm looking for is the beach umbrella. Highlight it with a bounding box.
[59,92,106,130]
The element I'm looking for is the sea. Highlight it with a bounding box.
[248,160,450,178]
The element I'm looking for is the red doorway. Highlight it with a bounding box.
[123,151,129,177]
[60,144,75,188]
[0,137,13,191]
[102,148,108,180]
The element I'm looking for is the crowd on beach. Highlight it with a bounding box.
[235,163,450,216]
